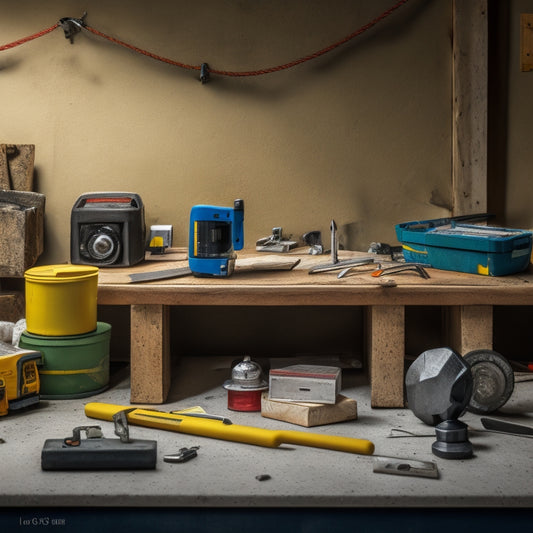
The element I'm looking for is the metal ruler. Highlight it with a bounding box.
[129,266,192,283]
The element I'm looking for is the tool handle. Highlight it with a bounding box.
[481,418,533,436]
[179,420,374,455]
[276,430,374,455]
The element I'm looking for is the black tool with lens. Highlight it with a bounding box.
[70,192,146,267]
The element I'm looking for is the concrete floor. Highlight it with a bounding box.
[1,355,533,532]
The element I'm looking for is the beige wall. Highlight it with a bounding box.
[1,0,452,263]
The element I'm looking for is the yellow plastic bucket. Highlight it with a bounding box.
[24,264,99,336]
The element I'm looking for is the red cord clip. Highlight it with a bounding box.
[59,12,87,44]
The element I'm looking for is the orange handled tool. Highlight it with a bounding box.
[85,402,375,456]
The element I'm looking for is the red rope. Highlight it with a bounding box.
[0,23,59,51]
[212,0,410,77]
[0,0,409,77]
[85,0,409,77]
[84,25,200,71]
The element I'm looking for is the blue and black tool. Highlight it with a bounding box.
[188,199,244,277]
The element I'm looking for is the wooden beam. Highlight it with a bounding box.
[130,304,171,403]
[452,0,488,215]
[445,305,493,355]
[520,13,533,72]
[366,305,405,408]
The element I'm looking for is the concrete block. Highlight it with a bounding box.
[0,291,25,322]
[0,190,45,277]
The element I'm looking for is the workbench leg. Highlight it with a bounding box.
[366,305,405,408]
[445,305,493,355]
[130,304,171,404]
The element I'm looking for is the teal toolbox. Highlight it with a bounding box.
[395,218,532,276]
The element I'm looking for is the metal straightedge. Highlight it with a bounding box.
[373,456,439,479]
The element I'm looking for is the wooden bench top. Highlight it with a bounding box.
[97,250,533,307]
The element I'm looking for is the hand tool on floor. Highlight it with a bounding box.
[308,220,376,274]
[405,347,473,459]
[164,446,200,463]
[85,402,375,456]
[387,428,435,438]
[388,421,533,439]
[188,199,244,277]
[480,418,533,437]
[373,456,439,479]
[41,409,157,470]
[256,227,298,253]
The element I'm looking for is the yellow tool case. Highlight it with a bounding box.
[0,341,40,416]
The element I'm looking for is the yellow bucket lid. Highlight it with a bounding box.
[24,264,99,281]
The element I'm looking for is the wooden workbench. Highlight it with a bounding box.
[97,251,533,407]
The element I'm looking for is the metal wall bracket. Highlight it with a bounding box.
[59,12,87,44]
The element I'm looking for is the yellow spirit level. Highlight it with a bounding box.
[85,402,374,456]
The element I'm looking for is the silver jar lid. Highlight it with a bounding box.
[223,356,268,391]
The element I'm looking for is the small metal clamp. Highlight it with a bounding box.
[63,426,103,447]
[59,12,87,44]
[112,408,136,443]
[256,227,298,253]
[164,446,200,463]
[200,63,210,84]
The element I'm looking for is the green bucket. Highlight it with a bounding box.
[19,322,111,399]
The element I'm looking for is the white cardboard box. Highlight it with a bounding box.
[268,364,341,404]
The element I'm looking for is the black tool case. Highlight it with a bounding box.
[41,438,157,470]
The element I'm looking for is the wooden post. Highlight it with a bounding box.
[130,304,171,403]
[445,305,493,355]
[367,305,405,408]
[452,0,488,215]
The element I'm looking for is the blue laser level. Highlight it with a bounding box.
[188,199,244,277]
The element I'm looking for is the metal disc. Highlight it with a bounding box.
[464,350,514,414]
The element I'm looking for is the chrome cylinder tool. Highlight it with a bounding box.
[308,220,376,274]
